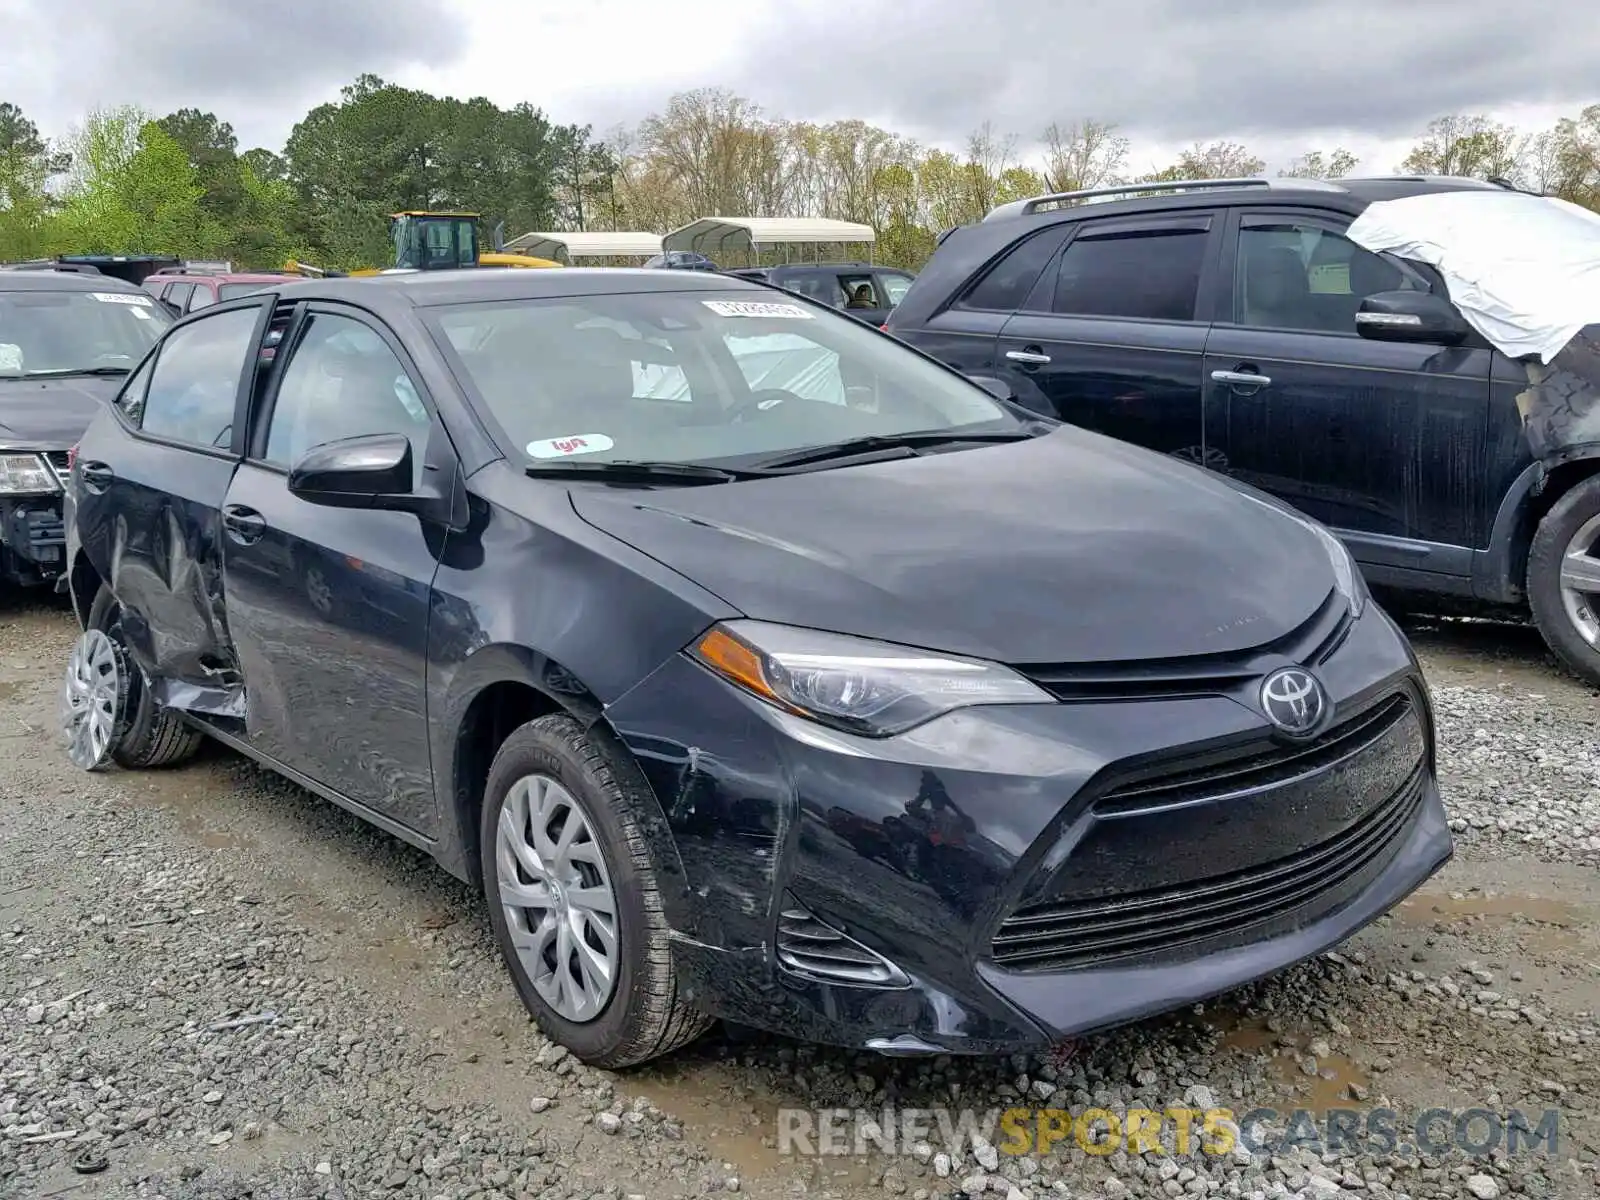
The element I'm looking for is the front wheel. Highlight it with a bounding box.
[1527,476,1600,687]
[480,714,711,1068]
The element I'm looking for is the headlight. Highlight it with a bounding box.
[0,453,60,495]
[688,620,1054,737]
[1305,521,1367,618]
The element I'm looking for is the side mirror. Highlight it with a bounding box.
[288,433,414,509]
[967,375,1015,403]
[1356,290,1471,345]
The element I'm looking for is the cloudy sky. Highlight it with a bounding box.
[5,0,1592,175]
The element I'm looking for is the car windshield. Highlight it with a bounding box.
[0,288,169,376]
[428,289,1020,466]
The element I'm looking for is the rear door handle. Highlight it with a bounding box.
[1211,369,1272,387]
[222,504,266,545]
[79,461,114,492]
[1006,348,1052,366]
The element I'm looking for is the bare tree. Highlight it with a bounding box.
[1041,118,1129,192]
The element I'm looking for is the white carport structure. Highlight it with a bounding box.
[661,217,876,263]
[502,230,663,263]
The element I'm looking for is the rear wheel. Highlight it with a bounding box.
[64,587,204,770]
[479,714,711,1068]
[1527,476,1600,687]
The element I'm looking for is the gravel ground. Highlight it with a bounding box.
[2,593,1598,1200]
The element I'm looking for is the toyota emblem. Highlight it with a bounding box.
[1259,667,1328,736]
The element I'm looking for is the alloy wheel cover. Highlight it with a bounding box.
[58,628,127,771]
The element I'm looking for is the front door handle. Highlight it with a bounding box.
[78,461,114,492]
[1211,369,1272,387]
[222,504,266,545]
[1006,348,1052,367]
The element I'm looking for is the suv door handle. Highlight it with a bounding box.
[78,461,114,492]
[1211,369,1272,387]
[222,504,266,545]
[1006,348,1052,366]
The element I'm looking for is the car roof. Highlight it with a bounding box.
[982,175,1513,229]
[255,267,768,311]
[0,270,149,294]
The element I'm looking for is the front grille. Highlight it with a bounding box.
[1015,588,1351,702]
[990,762,1426,972]
[1096,692,1412,817]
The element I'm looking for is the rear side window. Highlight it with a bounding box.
[136,307,259,448]
[879,273,914,305]
[1050,228,1208,322]
[219,282,264,300]
[961,232,1064,312]
[163,283,194,311]
[187,286,216,312]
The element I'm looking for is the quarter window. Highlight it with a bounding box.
[961,232,1063,312]
[137,306,259,447]
[263,312,430,473]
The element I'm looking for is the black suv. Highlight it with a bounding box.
[886,175,1600,685]
[0,269,170,587]
[731,263,915,326]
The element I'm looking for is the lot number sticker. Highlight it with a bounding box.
[526,433,615,459]
[702,300,813,319]
[92,292,153,306]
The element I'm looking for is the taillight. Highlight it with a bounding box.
[66,444,79,470]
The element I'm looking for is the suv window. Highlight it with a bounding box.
[961,231,1065,312]
[163,283,194,312]
[879,272,913,306]
[839,274,881,309]
[1235,219,1425,334]
[264,312,430,473]
[137,306,258,447]
[187,284,217,312]
[1050,226,1208,322]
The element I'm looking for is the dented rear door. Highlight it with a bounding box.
[74,300,270,714]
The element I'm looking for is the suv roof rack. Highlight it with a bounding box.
[1344,174,1502,189]
[983,176,1349,222]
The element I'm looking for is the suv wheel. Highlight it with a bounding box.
[1527,476,1600,687]
[480,714,712,1067]
[63,587,205,769]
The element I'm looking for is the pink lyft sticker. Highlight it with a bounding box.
[526,433,615,459]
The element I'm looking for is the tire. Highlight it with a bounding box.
[1527,475,1600,687]
[86,587,205,769]
[480,713,711,1068]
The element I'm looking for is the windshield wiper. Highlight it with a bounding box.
[748,428,1041,471]
[22,366,132,377]
[523,459,761,485]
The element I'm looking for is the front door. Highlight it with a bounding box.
[219,303,442,833]
[74,302,267,704]
[1202,209,1495,572]
[995,211,1222,462]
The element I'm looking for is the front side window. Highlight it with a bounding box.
[880,273,914,306]
[1050,226,1209,322]
[264,312,430,473]
[1235,221,1426,334]
[0,287,170,378]
[430,290,1019,466]
[138,306,260,447]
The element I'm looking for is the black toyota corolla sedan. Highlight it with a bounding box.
[57,267,1451,1067]
[0,269,170,588]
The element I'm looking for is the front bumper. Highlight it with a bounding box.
[0,494,67,586]
[604,601,1451,1054]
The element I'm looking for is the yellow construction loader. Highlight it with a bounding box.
[287,211,560,277]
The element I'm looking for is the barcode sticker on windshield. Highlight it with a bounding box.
[702,300,813,319]
[92,292,153,306]
[526,433,615,459]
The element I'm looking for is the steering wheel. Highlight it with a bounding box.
[726,388,793,424]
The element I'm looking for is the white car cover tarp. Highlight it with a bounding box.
[1347,190,1600,364]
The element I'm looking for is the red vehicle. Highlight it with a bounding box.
[142,268,295,317]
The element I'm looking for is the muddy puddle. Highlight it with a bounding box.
[1396,886,1585,953]
[1204,1014,1374,1114]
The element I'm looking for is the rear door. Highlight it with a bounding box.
[996,211,1222,458]
[1202,208,1495,570]
[219,301,441,831]
[72,300,269,705]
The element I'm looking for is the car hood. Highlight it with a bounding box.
[0,375,116,448]
[568,429,1337,664]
